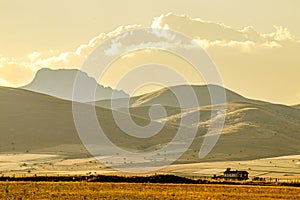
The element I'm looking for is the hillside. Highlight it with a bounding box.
[0,86,300,163]
[22,68,129,102]
[293,104,300,109]
[94,85,265,109]
[0,87,176,157]
[163,102,300,162]
[114,101,300,162]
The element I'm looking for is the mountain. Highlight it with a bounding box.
[94,84,265,109]
[130,85,265,107]
[22,68,129,102]
[1,86,300,163]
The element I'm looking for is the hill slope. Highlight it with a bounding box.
[1,86,300,163]
[293,104,300,109]
[0,87,175,157]
[161,102,300,162]
[94,85,265,109]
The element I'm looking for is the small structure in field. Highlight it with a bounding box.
[223,168,248,180]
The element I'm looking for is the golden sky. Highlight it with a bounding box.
[0,0,299,105]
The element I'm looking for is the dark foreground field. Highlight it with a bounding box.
[1,182,300,199]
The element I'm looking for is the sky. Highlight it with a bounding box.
[0,0,299,105]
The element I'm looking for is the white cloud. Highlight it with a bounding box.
[28,52,41,62]
[33,24,142,68]
[153,13,298,50]
[0,12,299,97]
[125,41,176,52]
[151,14,168,29]
[193,39,281,50]
[272,26,294,41]
[105,42,122,56]
[0,24,144,87]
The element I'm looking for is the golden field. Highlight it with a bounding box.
[1,182,300,199]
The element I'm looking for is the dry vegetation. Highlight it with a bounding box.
[1,182,300,199]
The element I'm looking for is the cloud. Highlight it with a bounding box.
[105,42,122,56]
[0,24,142,87]
[28,52,41,62]
[0,13,296,86]
[0,13,299,104]
[192,39,281,51]
[271,26,294,41]
[151,13,297,50]
[32,24,142,68]
[149,13,300,104]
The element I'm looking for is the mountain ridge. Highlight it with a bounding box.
[22,68,129,102]
[94,84,267,109]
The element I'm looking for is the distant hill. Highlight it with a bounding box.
[131,85,266,107]
[1,86,300,163]
[293,104,300,109]
[22,68,129,102]
[94,85,265,109]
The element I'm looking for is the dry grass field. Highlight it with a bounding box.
[1,182,300,199]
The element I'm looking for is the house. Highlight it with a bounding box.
[223,168,248,180]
